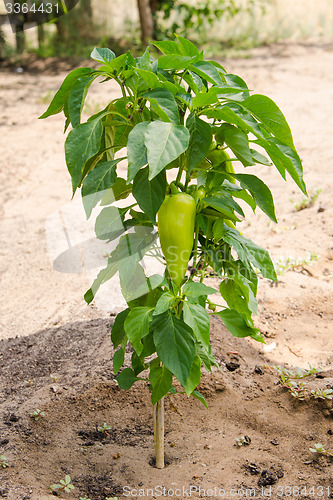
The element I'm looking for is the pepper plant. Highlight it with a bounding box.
[40,35,306,468]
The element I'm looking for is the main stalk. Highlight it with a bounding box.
[153,397,165,468]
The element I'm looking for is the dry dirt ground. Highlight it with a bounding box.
[0,40,333,499]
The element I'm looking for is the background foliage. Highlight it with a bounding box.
[0,0,332,58]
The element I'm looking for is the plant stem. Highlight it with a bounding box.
[175,154,185,184]
[153,397,165,469]
[192,221,199,272]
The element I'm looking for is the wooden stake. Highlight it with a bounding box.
[153,397,164,468]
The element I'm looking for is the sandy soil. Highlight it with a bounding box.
[0,40,333,499]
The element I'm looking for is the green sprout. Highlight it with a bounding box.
[50,373,58,383]
[30,409,45,421]
[311,389,333,400]
[97,422,111,435]
[50,474,75,494]
[291,188,322,211]
[273,252,318,275]
[310,443,333,457]
[272,365,321,380]
[235,435,251,447]
[0,455,8,468]
[282,379,307,400]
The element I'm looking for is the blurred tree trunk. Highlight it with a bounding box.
[80,0,93,18]
[37,24,45,48]
[137,0,154,45]
[0,27,6,59]
[15,24,25,53]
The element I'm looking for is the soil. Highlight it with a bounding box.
[1,40,333,499]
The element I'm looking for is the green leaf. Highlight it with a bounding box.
[175,35,200,56]
[82,159,121,218]
[205,102,305,192]
[145,121,190,180]
[196,343,219,372]
[153,291,175,316]
[222,226,277,281]
[124,306,154,355]
[157,54,198,70]
[192,88,220,108]
[131,351,146,375]
[119,260,147,304]
[127,122,149,183]
[183,282,217,297]
[135,68,159,89]
[186,113,212,173]
[100,177,132,205]
[215,124,254,167]
[267,138,307,194]
[130,274,164,303]
[183,302,210,349]
[190,60,223,86]
[185,355,201,396]
[65,118,103,193]
[203,102,263,138]
[115,230,158,302]
[242,94,295,149]
[116,368,139,390]
[39,67,93,119]
[68,74,96,127]
[215,309,263,341]
[111,308,130,347]
[136,47,152,70]
[149,362,173,405]
[231,173,277,223]
[90,47,116,63]
[203,196,242,221]
[250,149,272,166]
[192,390,208,409]
[224,74,250,100]
[132,166,166,223]
[94,205,127,241]
[143,88,180,124]
[183,71,204,94]
[113,347,125,375]
[219,278,256,321]
[152,40,182,55]
[84,258,118,305]
[152,311,196,387]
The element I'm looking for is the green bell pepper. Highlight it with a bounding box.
[158,192,196,287]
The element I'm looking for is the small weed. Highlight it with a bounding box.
[0,455,8,468]
[235,435,251,447]
[50,474,75,494]
[24,380,33,385]
[50,373,58,383]
[274,252,318,275]
[291,189,322,211]
[30,409,45,421]
[310,443,333,458]
[97,422,111,435]
[266,365,333,403]
[272,365,321,380]
[37,90,53,105]
[280,378,307,400]
[311,389,333,400]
